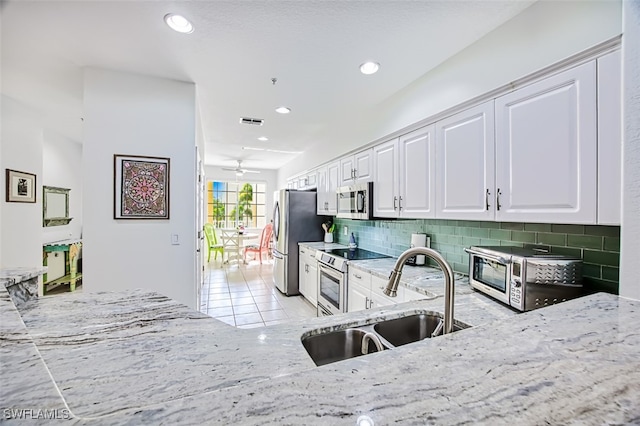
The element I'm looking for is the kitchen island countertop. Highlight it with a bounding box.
[2,268,639,424]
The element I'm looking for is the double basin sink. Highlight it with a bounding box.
[301,312,471,366]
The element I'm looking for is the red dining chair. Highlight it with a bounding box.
[243,223,273,264]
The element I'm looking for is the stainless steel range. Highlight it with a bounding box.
[315,248,390,316]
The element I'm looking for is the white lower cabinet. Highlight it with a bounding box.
[347,267,409,312]
[347,267,371,312]
[369,275,402,309]
[298,247,318,307]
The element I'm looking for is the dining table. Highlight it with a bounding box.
[219,229,259,264]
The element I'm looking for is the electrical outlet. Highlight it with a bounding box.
[343,226,348,236]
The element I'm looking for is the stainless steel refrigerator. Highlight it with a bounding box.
[272,189,326,295]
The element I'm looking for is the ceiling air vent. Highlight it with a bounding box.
[239,117,264,126]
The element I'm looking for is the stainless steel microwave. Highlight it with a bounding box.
[336,182,373,220]
[464,246,584,312]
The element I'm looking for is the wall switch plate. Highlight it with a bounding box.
[343,226,348,236]
[171,234,180,245]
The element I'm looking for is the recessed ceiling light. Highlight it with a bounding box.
[164,13,194,34]
[257,136,269,141]
[360,61,380,75]
[275,107,291,114]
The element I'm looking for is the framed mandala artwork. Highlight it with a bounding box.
[114,154,170,219]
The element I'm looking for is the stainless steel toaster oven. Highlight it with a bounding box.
[464,246,583,311]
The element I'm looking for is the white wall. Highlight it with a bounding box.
[203,165,278,228]
[42,131,82,243]
[0,96,43,268]
[620,0,640,300]
[82,68,197,309]
[277,0,622,187]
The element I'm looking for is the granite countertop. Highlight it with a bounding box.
[3,289,639,424]
[2,263,639,423]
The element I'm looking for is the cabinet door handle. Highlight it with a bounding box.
[496,188,502,211]
[393,196,398,210]
[301,250,305,254]
[354,274,362,279]
[365,297,370,309]
[485,188,491,211]
[399,196,403,211]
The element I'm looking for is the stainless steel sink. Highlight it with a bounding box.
[302,313,472,366]
[373,313,470,347]
[301,328,387,366]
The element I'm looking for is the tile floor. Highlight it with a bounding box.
[200,258,317,328]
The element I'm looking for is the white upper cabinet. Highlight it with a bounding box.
[316,160,340,215]
[339,148,374,185]
[495,61,597,223]
[596,50,622,225]
[373,139,398,218]
[399,125,436,218]
[326,161,340,214]
[374,125,435,219]
[435,100,495,220]
[316,166,328,215]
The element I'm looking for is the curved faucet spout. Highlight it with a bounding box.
[362,332,384,354]
[383,247,455,334]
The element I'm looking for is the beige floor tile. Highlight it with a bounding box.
[215,315,236,326]
[208,299,232,308]
[208,307,234,318]
[260,310,288,322]
[234,313,263,326]
[233,304,259,315]
[253,294,278,304]
[209,293,232,301]
[256,300,282,312]
[230,290,253,299]
[232,296,256,306]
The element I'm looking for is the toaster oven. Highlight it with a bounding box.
[464,246,584,311]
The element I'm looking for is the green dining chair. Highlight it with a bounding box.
[204,223,224,262]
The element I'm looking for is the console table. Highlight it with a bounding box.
[42,239,82,295]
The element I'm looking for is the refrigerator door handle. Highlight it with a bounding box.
[272,250,284,259]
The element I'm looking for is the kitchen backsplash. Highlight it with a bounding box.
[333,218,620,295]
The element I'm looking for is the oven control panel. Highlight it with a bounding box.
[509,260,523,309]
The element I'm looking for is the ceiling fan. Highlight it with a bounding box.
[222,160,260,176]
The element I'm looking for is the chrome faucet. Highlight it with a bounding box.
[383,247,456,334]
[361,331,384,354]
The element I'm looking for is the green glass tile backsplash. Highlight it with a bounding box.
[333,218,621,294]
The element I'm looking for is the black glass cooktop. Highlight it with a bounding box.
[323,248,390,261]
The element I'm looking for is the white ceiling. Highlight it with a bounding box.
[1,0,535,171]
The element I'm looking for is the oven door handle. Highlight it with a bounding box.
[318,263,345,280]
[464,248,510,264]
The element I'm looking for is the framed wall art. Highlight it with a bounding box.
[114,154,170,219]
[6,169,37,203]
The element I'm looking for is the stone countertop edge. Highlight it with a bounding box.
[1,266,47,287]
